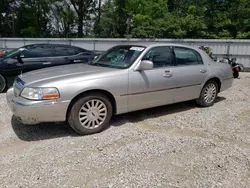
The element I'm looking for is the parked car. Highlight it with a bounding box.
[0,43,97,92]
[6,44,234,135]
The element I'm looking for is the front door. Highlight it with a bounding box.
[171,46,209,102]
[20,44,55,73]
[128,46,176,112]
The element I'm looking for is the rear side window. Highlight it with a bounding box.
[74,47,88,54]
[55,46,76,56]
[173,47,203,66]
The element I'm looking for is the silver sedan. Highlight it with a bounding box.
[6,44,234,135]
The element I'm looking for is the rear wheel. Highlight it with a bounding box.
[196,80,218,107]
[68,93,113,135]
[0,74,6,93]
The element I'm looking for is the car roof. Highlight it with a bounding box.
[114,43,199,50]
[22,43,85,48]
[21,43,90,51]
[23,43,68,47]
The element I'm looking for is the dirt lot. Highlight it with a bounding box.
[1,73,250,188]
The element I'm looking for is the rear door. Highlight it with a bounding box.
[53,45,86,65]
[54,45,93,65]
[171,46,209,102]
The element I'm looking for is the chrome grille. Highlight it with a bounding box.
[13,77,25,97]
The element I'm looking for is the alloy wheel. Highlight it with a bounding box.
[78,99,108,129]
[204,83,217,104]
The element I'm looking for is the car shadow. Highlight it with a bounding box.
[11,116,79,141]
[111,96,226,126]
[11,96,226,141]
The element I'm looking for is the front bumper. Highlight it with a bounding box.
[6,87,70,124]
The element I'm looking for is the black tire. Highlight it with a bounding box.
[233,70,239,78]
[68,93,113,135]
[0,74,6,93]
[196,80,218,107]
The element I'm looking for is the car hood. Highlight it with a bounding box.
[18,64,119,86]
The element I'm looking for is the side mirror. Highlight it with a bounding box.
[135,60,153,71]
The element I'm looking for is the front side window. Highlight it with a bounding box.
[23,45,53,58]
[173,47,203,66]
[142,46,172,68]
[22,50,42,58]
[92,45,145,69]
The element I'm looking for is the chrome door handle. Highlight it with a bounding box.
[164,74,173,78]
[163,70,173,78]
[43,62,52,65]
[200,69,207,73]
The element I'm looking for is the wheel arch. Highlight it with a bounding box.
[66,89,117,120]
[0,74,7,92]
[203,77,222,93]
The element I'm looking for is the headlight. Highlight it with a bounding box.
[21,87,60,100]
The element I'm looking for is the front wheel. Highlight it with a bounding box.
[68,93,113,135]
[196,80,218,107]
[0,74,6,93]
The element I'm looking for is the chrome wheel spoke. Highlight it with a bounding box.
[95,100,100,108]
[97,116,105,121]
[99,112,107,116]
[79,116,87,121]
[86,102,91,109]
[95,120,100,125]
[99,108,106,112]
[91,100,95,107]
[87,121,92,127]
[79,112,87,116]
[97,103,104,110]
[81,107,88,112]
[204,84,217,103]
[81,119,89,125]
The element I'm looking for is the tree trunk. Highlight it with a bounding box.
[78,17,83,37]
[77,0,84,37]
[116,0,126,37]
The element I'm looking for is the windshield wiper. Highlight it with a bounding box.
[91,63,115,68]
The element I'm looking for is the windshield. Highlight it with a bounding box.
[3,48,26,59]
[92,45,146,69]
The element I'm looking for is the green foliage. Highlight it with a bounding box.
[1,0,250,39]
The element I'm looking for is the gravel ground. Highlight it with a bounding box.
[1,73,250,188]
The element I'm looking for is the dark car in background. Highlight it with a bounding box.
[0,43,98,92]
